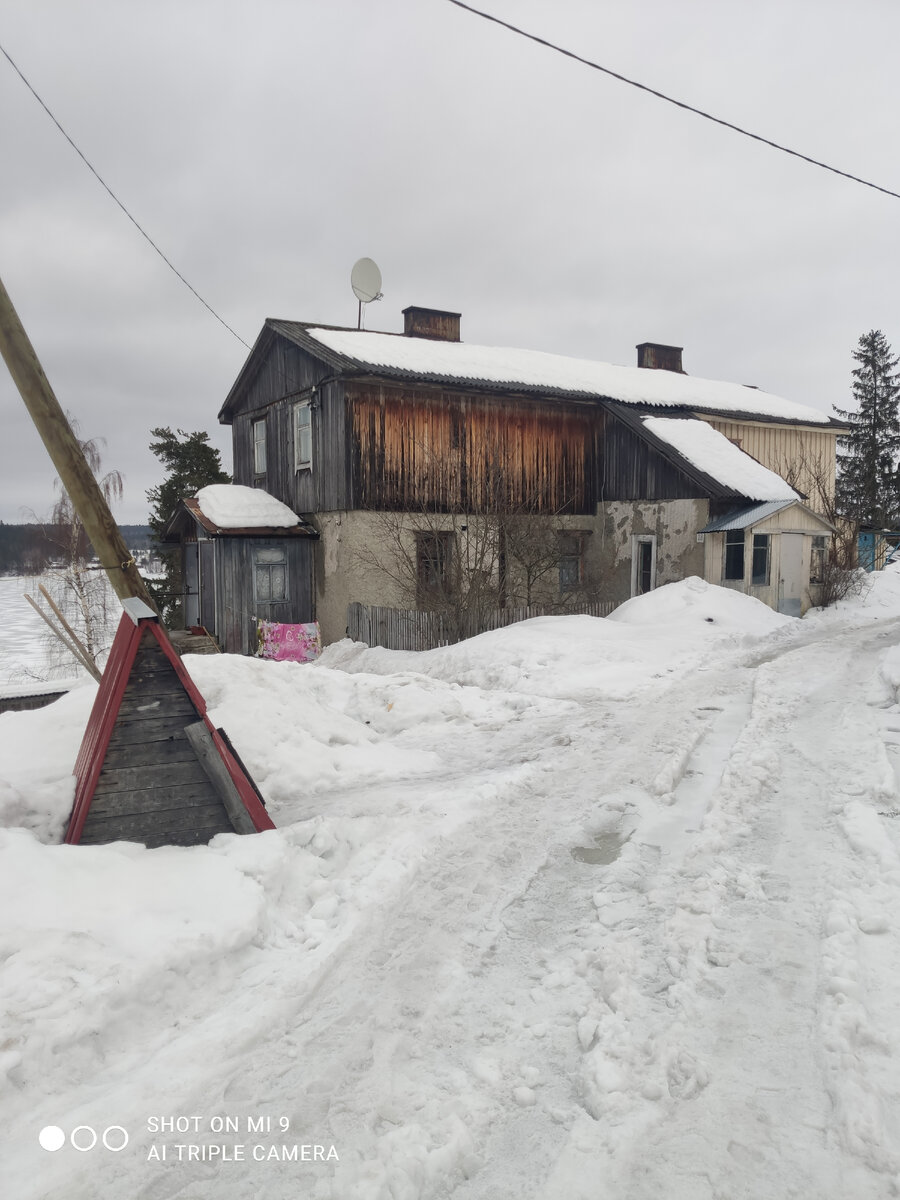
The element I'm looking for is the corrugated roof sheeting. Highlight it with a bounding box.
[700,501,796,532]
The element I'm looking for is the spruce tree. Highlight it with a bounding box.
[834,330,900,528]
[146,427,230,624]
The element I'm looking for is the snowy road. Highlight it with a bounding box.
[2,578,900,1199]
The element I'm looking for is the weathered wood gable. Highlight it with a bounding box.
[602,407,748,502]
[226,330,351,514]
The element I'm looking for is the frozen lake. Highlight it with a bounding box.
[0,574,97,687]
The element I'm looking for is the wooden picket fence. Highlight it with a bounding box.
[347,599,617,652]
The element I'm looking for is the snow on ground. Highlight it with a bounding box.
[2,576,900,1198]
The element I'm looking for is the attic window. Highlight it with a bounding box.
[252,418,267,479]
[294,401,312,471]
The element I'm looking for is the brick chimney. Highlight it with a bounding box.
[636,342,684,373]
[403,306,461,342]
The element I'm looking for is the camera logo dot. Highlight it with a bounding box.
[38,1126,65,1153]
[38,1125,129,1153]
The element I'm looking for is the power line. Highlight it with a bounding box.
[0,39,252,350]
[445,0,900,203]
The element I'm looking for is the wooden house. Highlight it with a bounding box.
[169,306,846,647]
[162,486,318,655]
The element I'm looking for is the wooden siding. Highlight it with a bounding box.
[603,411,725,500]
[348,384,597,514]
[232,377,349,513]
[215,536,316,655]
[702,418,837,506]
[78,629,234,847]
[227,335,334,422]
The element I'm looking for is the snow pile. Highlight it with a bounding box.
[3,575,900,1197]
[195,484,301,528]
[307,326,831,424]
[322,581,791,706]
[641,417,798,501]
[0,685,95,839]
[607,574,794,635]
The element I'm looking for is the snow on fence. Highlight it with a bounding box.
[347,600,617,651]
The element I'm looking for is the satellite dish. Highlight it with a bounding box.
[351,258,382,304]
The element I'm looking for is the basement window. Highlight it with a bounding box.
[724,530,745,581]
[254,547,287,603]
[751,534,770,586]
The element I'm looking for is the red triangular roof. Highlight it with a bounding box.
[66,609,274,845]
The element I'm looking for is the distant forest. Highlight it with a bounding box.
[0,523,153,575]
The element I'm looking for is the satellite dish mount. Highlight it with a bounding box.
[351,258,383,329]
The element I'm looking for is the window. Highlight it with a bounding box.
[631,535,656,596]
[254,547,287,603]
[252,418,267,478]
[558,532,585,592]
[751,534,770,586]
[416,532,454,604]
[724,530,745,580]
[294,401,312,471]
[810,535,826,584]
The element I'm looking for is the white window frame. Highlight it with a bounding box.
[254,546,288,603]
[294,401,313,472]
[631,534,657,597]
[252,417,267,477]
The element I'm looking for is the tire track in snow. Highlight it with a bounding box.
[580,622,900,1200]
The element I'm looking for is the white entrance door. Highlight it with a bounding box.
[778,533,805,616]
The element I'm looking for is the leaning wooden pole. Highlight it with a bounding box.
[0,272,156,610]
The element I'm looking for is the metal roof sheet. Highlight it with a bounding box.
[699,501,796,532]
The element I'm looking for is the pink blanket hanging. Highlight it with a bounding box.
[256,620,321,663]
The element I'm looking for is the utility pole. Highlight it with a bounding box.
[0,271,156,611]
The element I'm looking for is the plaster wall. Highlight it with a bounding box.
[594,499,708,599]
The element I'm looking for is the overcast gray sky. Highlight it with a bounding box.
[2,0,898,523]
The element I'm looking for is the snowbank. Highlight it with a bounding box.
[3,570,900,1198]
[607,575,794,635]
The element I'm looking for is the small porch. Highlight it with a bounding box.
[700,500,837,616]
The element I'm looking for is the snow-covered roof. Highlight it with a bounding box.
[195,485,302,529]
[304,326,831,426]
[642,417,799,502]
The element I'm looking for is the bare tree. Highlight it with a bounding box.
[775,445,866,608]
[36,428,123,675]
[355,487,602,642]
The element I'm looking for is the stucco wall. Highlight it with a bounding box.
[593,499,708,599]
[314,501,711,644]
[313,512,412,643]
